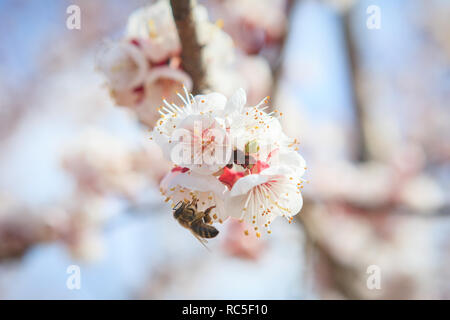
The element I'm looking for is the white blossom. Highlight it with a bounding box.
[126,0,180,63]
[97,0,240,129]
[96,40,148,92]
[152,87,231,175]
[152,88,307,237]
[225,164,304,237]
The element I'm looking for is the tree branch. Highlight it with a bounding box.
[270,0,297,102]
[343,11,371,162]
[170,0,208,94]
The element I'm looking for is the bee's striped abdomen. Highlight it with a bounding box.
[191,222,219,239]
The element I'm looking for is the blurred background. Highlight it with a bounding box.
[0,0,449,299]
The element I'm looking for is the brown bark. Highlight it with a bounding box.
[170,0,209,94]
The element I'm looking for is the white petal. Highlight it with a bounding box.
[229,174,269,197]
[176,114,215,131]
[152,131,172,160]
[160,170,177,191]
[225,88,246,114]
[167,171,227,196]
[225,193,248,219]
[269,151,306,177]
[278,179,303,216]
[208,193,229,222]
[146,67,193,91]
[259,165,294,177]
[195,92,227,112]
[264,175,303,218]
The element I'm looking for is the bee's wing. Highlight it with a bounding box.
[190,231,211,252]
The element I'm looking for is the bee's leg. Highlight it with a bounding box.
[204,214,212,224]
[203,206,216,224]
[204,205,216,216]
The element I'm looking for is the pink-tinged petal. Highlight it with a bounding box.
[110,88,144,107]
[266,148,279,161]
[97,41,148,91]
[223,219,266,260]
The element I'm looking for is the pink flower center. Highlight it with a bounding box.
[219,167,245,189]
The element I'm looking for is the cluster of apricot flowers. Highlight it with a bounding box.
[96,0,237,128]
[151,87,307,238]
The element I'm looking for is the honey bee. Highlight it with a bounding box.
[173,197,219,248]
